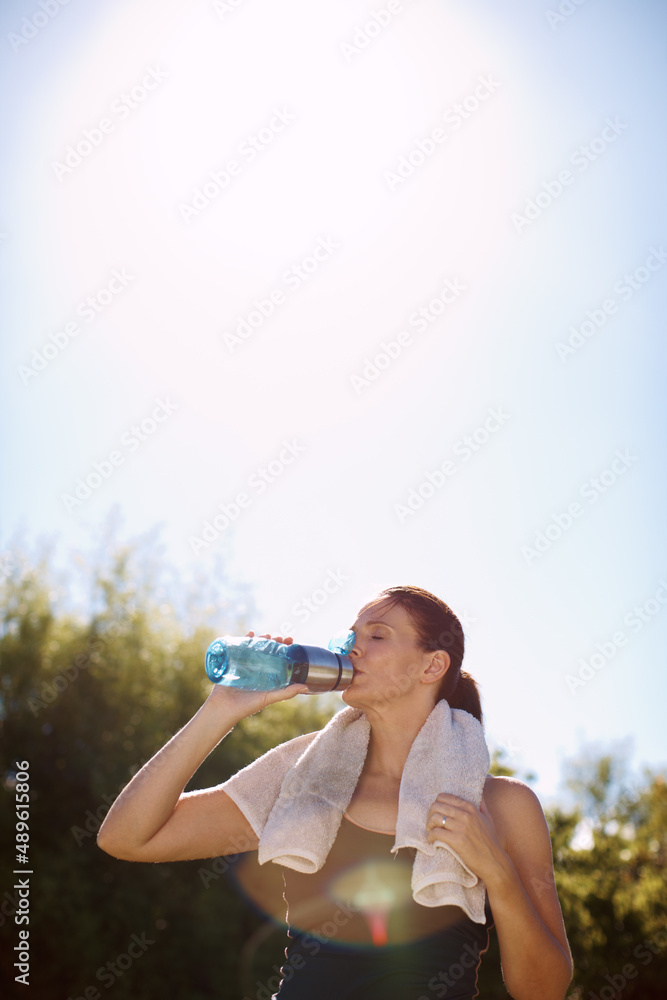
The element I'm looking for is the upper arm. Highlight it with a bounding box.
[486,777,573,965]
[104,786,259,863]
[99,729,318,864]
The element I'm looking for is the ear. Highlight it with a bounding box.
[422,649,451,686]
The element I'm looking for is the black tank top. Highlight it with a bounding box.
[274,814,494,1000]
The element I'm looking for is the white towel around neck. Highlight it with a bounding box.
[220,699,491,923]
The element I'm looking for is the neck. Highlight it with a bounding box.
[362,699,436,780]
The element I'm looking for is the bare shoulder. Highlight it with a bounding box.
[482,774,547,851]
[483,773,543,807]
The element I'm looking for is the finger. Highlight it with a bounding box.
[427,811,450,832]
[265,683,309,703]
[430,797,461,816]
[427,802,453,821]
[436,795,478,819]
[435,792,465,806]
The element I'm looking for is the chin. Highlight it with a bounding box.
[341,687,363,708]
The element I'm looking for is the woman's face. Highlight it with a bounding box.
[341,599,435,711]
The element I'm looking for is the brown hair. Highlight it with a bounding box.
[364,585,483,724]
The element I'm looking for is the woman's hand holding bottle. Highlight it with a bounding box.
[97,630,307,861]
[203,630,309,720]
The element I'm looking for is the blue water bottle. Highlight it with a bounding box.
[205,632,356,693]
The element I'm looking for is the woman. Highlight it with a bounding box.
[98,585,573,999]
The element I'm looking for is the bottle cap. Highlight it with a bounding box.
[327,630,356,655]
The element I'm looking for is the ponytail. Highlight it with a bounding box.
[445,670,483,724]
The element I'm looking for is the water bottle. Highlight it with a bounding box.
[204,631,356,694]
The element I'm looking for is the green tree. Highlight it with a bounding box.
[551,750,667,999]
[0,536,334,1000]
[2,538,665,999]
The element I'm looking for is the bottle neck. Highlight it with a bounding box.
[295,646,353,693]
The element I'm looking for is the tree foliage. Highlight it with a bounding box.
[0,538,334,1000]
[548,754,667,998]
[0,540,665,999]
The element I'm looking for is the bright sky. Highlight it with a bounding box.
[2,0,665,803]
